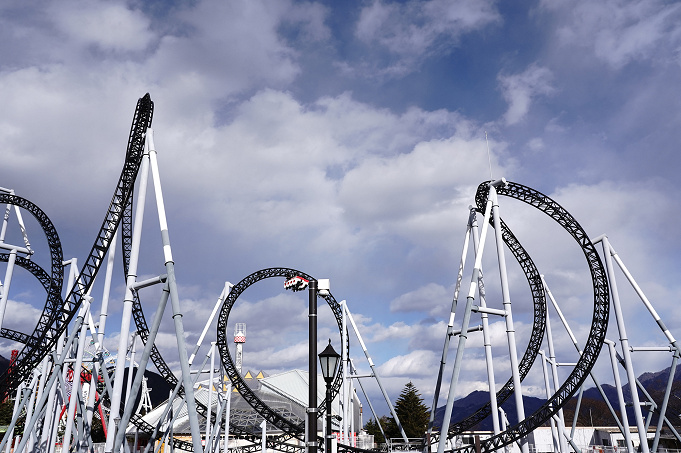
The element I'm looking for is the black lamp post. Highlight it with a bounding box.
[308,280,318,453]
[319,340,341,453]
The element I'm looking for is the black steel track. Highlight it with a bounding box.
[120,195,274,451]
[442,180,610,453]
[0,101,607,453]
[0,255,60,348]
[0,93,153,401]
[0,194,63,396]
[121,266,351,452]
[431,214,547,440]
[215,268,347,438]
[217,268,380,453]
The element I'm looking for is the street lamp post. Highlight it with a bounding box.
[308,280,318,453]
[319,340,341,453]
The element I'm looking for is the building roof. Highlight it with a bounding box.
[129,369,348,436]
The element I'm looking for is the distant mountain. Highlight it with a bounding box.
[637,364,681,390]
[433,390,547,431]
[434,364,681,431]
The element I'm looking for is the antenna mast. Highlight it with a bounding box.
[234,323,246,375]
[485,131,493,180]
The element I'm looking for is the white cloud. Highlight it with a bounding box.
[357,0,499,54]
[354,0,500,76]
[378,349,439,378]
[390,282,453,317]
[49,0,154,52]
[498,64,554,125]
[0,299,41,335]
[526,137,545,152]
[338,133,515,247]
[281,1,331,42]
[248,341,309,371]
[145,0,306,111]
[2,0,680,421]
[544,0,681,69]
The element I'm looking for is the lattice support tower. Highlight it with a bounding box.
[234,323,246,375]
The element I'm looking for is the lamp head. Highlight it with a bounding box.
[318,339,341,384]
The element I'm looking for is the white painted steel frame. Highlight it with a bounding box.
[436,179,495,453]
[342,301,408,442]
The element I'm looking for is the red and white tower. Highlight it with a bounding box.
[234,323,246,375]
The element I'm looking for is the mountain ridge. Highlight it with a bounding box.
[434,364,681,430]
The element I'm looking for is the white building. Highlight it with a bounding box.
[441,426,676,453]
[126,369,362,452]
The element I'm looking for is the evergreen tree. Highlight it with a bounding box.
[364,415,389,444]
[0,398,24,440]
[385,382,430,440]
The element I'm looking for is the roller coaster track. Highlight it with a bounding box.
[0,98,609,453]
[428,214,546,444]
[440,180,610,453]
[122,264,357,452]
[214,268,383,453]
[0,254,59,347]
[0,96,398,453]
[0,193,63,395]
[0,93,153,401]
[216,268,346,436]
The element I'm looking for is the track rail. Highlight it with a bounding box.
[441,180,610,453]
[429,215,546,442]
[216,268,347,437]
[0,194,63,395]
[0,93,153,401]
[0,254,60,348]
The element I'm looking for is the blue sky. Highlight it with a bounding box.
[1,0,681,419]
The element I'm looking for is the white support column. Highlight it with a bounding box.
[98,230,118,347]
[43,259,79,453]
[147,128,204,453]
[469,208,500,434]
[105,138,151,453]
[544,295,568,453]
[539,351,561,453]
[489,181,528,453]
[261,420,267,453]
[206,342,216,453]
[4,383,25,453]
[224,382,232,453]
[342,300,348,444]
[437,186,495,453]
[344,303,407,442]
[32,356,51,450]
[0,249,17,331]
[23,372,43,453]
[604,339,634,453]
[428,210,472,443]
[601,237,649,453]
[125,332,138,413]
[62,298,92,453]
[607,243,680,353]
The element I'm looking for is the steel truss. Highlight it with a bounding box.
[0,94,153,402]
[216,268,347,437]
[434,180,610,453]
[0,101,640,453]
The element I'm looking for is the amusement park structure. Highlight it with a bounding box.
[0,94,679,453]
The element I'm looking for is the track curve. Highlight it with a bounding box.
[0,93,153,401]
[216,268,347,439]
[439,214,546,438]
[0,254,61,348]
[443,180,610,453]
[0,194,63,395]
